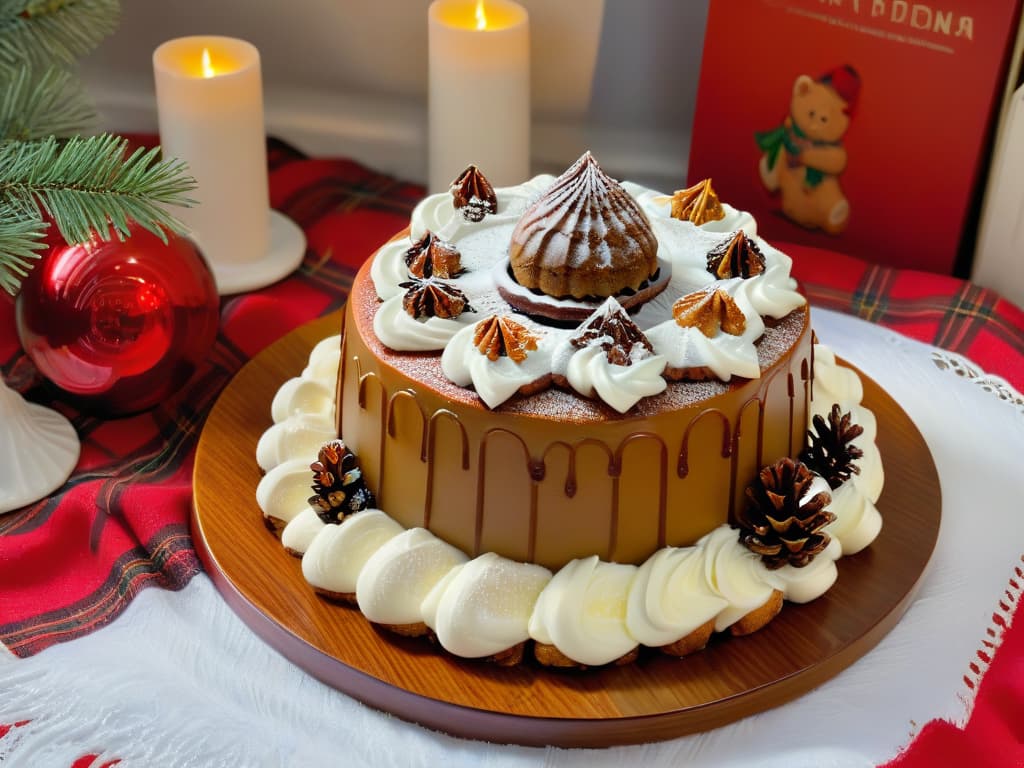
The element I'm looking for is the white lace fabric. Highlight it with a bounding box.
[1,308,1022,768]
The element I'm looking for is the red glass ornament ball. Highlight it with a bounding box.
[15,225,220,416]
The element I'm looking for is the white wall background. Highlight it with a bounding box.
[80,0,709,191]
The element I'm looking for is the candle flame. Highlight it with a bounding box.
[200,48,216,78]
[474,0,487,30]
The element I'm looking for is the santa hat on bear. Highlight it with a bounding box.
[819,65,861,116]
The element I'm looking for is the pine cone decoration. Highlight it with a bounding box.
[738,458,835,569]
[308,440,376,524]
[801,404,865,490]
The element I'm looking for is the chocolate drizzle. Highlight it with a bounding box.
[450,164,497,222]
[399,277,473,319]
[706,231,766,279]
[404,232,463,279]
[570,298,655,365]
[341,285,813,570]
[677,410,732,478]
[423,410,470,529]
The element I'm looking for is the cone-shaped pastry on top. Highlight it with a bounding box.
[509,152,659,299]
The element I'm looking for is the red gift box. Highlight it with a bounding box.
[689,0,1022,275]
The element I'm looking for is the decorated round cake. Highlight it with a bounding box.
[256,155,885,668]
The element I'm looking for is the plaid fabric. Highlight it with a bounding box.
[787,243,1024,391]
[0,138,421,657]
[0,138,1022,765]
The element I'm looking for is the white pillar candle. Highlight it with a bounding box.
[428,0,530,193]
[153,36,270,290]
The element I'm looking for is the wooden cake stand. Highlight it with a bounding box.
[192,311,941,748]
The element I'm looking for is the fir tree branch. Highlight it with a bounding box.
[0,134,198,294]
[0,200,45,294]
[0,63,94,140]
[0,0,119,66]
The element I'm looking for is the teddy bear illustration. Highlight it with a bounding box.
[756,66,860,235]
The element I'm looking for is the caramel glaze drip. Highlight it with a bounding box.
[800,355,812,459]
[614,433,668,555]
[787,372,796,459]
[424,410,469,529]
[385,391,425,456]
[350,348,809,566]
[474,428,535,558]
[538,438,617,498]
[335,314,347,439]
[676,409,732,477]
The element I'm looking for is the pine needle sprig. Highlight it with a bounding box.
[0,199,45,294]
[0,134,197,293]
[0,62,94,140]
[0,0,205,297]
[0,133,197,246]
[0,0,119,66]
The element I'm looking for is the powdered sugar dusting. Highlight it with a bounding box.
[508,152,658,288]
[356,270,808,423]
[360,171,811,414]
[756,310,807,368]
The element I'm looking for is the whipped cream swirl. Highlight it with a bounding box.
[355,528,468,626]
[810,343,885,547]
[302,509,404,595]
[528,556,639,667]
[422,552,552,659]
[441,322,553,409]
[624,182,758,238]
[762,536,842,604]
[256,335,339,472]
[551,297,668,413]
[281,508,325,555]
[372,293,476,351]
[254,226,885,668]
[367,174,807,410]
[256,457,318,529]
[625,544,727,648]
[564,346,667,413]
[699,526,780,631]
[411,175,555,243]
[645,322,762,382]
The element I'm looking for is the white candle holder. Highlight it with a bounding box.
[0,379,79,514]
[428,0,531,193]
[154,36,305,295]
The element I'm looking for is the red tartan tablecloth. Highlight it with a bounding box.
[1,138,1022,767]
